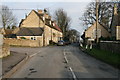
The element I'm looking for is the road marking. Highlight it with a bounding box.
[64,56,68,63]
[63,49,77,80]
[29,50,42,58]
[63,49,68,63]
[69,67,77,80]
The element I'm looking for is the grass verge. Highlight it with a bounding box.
[82,47,120,69]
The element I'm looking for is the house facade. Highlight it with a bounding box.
[85,22,110,42]
[111,3,120,40]
[16,10,63,46]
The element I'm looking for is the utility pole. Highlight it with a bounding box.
[96,0,99,43]
[43,14,46,46]
[49,21,52,41]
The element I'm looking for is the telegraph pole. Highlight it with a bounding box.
[96,0,99,43]
[43,14,46,46]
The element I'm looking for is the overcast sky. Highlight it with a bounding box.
[1,1,91,35]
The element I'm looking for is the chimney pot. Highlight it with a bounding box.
[38,10,43,14]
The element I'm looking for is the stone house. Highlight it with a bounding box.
[111,3,120,40]
[16,10,63,46]
[16,27,43,40]
[85,22,110,42]
[0,28,16,38]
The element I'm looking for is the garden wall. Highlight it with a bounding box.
[100,41,120,54]
[4,38,43,47]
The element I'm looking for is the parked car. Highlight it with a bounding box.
[57,40,65,46]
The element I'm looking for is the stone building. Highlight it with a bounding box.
[111,3,120,40]
[85,22,110,42]
[16,10,63,46]
[0,28,15,38]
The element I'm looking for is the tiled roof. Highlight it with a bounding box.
[4,29,13,35]
[54,24,62,32]
[16,27,43,36]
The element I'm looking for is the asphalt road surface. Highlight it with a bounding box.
[11,44,119,78]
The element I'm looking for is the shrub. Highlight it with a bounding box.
[20,37,26,39]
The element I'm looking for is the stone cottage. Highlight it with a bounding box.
[16,10,63,46]
[85,22,110,42]
[111,3,120,40]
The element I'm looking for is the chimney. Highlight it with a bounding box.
[48,16,51,20]
[44,14,49,19]
[114,3,118,15]
[38,10,43,14]
[53,20,57,24]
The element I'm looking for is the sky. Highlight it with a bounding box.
[1,1,92,35]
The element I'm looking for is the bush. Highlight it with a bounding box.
[20,37,26,39]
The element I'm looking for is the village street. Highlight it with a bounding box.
[10,44,119,78]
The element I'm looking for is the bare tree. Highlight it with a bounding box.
[67,29,80,42]
[54,8,71,39]
[0,5,17,29]
[80,1,114,29]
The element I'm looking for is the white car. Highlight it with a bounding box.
[57,40,65,46]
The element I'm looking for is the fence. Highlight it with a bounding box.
[100,41,120,54]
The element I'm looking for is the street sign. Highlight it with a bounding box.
[93,29,101,39]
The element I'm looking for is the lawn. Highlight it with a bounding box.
[83,47,120,69]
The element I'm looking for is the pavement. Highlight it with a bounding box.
[9,44,119,78]
[2,51,26,76]
[0,46,51,79]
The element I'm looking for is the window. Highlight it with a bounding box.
[31,37,36,40]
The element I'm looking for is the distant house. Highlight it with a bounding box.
[16,10,63,46]
[84,22,110,42]
[0,28,16,38]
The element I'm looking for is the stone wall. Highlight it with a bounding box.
[100,41,120,54]
[4,38,43,47]
[0,44,10,58]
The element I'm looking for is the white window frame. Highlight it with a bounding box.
[30,36,36,40]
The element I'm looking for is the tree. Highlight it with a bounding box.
[54,8,71,40]
[80,1,114,29]
[67,29,80,42]
[0,5,17,29]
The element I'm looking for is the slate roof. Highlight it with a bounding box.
[16,27,43,36]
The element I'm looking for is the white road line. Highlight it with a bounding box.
[29,51,41,58]
[63,48,77,80]
[64,56,68,63]
[69,67,77,80]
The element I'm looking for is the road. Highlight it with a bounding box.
[10,44,119,78]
